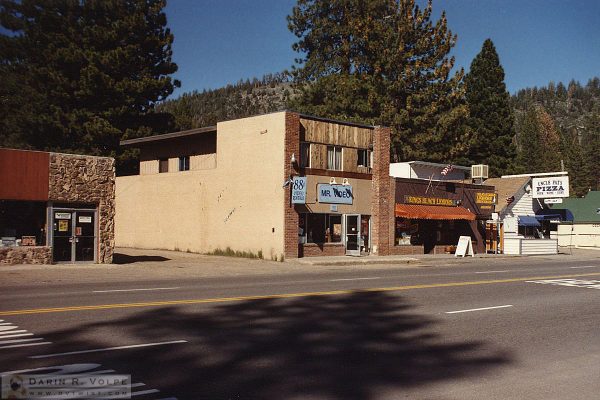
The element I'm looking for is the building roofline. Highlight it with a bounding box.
[400,161,471,172]
[501,171,568,178]
[119,126,217,147]
[295,112,376,129]
[0,147,114,161]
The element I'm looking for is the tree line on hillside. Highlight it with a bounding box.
[1,0,599,195]
[156,74,294,129]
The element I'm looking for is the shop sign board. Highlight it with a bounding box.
[532,176,569,198]
[54,212,71,220]
[544,198,563,204]
[317,184,353,205]
[291,177,307,204]
[404,195,457,207]
[455,236,474,257]
[475,192,497,204]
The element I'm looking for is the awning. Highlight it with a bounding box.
[394,204,476,220]
[518,215,541,227]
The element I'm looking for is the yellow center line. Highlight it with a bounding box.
[1,272,599,316]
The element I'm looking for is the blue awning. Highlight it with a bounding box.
[535,208,574,222]
[518,215,541,227]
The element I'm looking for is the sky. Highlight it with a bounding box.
[165,0,600,97]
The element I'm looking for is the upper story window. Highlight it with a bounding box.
[299,142,310,168]
[159,158,169,173]
[357,149,371,168]
[327,146,342,171]
[179,156,190,171]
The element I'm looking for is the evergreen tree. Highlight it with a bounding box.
[515,107,543,174]
[0,0,179,174]
[288,0,469,163]
[464,39,516,177]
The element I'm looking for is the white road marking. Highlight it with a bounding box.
[570,266,599,269]
[528,279,600,289]
[0,338,44,345]
[0,322,13,326]
[329,277,381,282]
[92,287,181,293]
[0,333,34,339]
[445,305,513,314]
[131,389,160,396]
[0,342,51,349]
[0,325,20,331]
[475,270,510,274]
[29,340,188,359]
[0,330,27,335]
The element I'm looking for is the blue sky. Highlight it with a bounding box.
[165,0,600,97]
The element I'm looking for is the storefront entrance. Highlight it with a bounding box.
[51,207,97,263]
[344,214,360,256]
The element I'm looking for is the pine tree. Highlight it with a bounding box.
[288,0,469,163]
[0,0,179,174]
[515,107,543,174]
[464,39,516,177]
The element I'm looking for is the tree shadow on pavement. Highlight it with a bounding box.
[112,253,170,264]
[6,291,512,399]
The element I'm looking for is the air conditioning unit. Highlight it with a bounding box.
[471,164,489,179]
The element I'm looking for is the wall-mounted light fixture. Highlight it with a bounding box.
[342,178,350,185]
[329,177,337,185]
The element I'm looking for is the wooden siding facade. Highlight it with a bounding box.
[0,149,49,201]
[300,118,373,174]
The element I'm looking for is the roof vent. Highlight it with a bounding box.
[471,164,489,179]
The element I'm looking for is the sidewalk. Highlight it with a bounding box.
[0,246,597,287]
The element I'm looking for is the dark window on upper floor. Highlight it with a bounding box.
[357,149,371,168]
[159,158,168,173]
[179,156,190,171]
[300,142,310,168]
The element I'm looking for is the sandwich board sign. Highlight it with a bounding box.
[455,236,474,257]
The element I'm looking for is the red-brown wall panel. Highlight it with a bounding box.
[0,149,49,201]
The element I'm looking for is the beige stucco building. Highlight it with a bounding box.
[116,111,392,259]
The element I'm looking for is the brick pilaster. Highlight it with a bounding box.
[371,126,392,256]
[284,112,300,259]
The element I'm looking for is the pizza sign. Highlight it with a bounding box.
[532,176,569,198]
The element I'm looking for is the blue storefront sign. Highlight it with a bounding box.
[317,184,353,205]
[291,176,307,204]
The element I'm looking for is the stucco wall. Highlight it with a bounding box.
[557,223,600,247]
[115,112,287,260]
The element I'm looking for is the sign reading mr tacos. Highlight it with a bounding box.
[317,184,353,205]
[532,176,569,198]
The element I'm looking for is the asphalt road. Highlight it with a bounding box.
[1,256,599,399]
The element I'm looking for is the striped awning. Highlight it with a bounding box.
[395,204,476,221]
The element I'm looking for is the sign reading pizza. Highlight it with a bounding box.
[532,176,569,199]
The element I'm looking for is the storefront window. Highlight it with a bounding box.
[303,213,342,244]
[395,218,419,246]
[0,201,47,247]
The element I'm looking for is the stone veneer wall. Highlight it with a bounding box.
[48,153,115,263]
[0,246,52,265]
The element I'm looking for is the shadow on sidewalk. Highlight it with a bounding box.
[112,253,170,264]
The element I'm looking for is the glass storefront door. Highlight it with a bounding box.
[51,208,97,263]
[345,214,360,256]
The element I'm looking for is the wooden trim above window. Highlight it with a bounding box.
[300,168,372,180]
